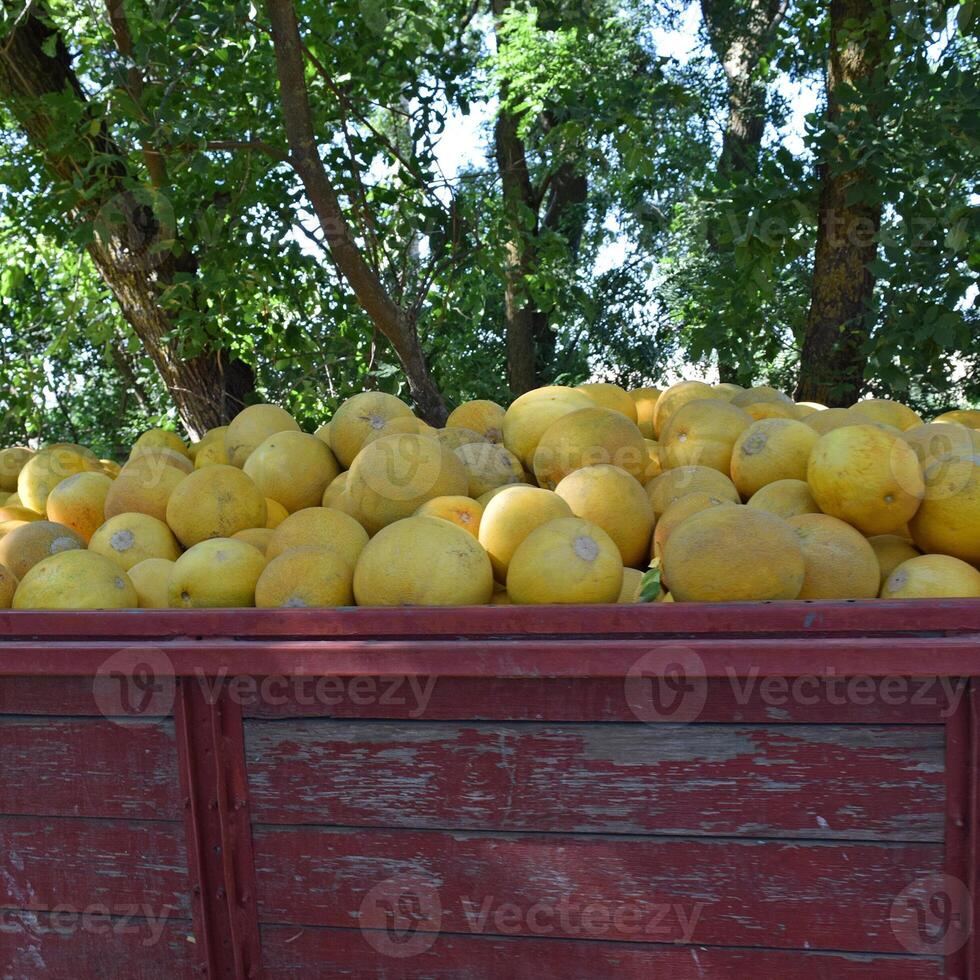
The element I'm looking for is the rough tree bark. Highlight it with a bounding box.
[795,0,888,405]
[492,0,588,397]
[265,0,448,424]
[0,7,256,438]
[701,0,788,382]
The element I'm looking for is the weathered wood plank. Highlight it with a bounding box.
[2,599,978,639]
[245,720,945,841]
[0,816,192,918]
[0,910,198,979]
[251,826,941,954]
[259,925,944,979]
[0,718,181,820]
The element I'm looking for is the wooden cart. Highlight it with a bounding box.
[2,601,978,978]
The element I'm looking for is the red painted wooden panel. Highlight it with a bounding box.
[0,676,109,716]
[0,911,197,979]
[0,816,192,919]
[2,635,979,678]
[240,674,959,723]
[2,599,978,639]
[244,719,945,841]
[250,826,941,954]
[259,925,943,979]
[0,718,181,820]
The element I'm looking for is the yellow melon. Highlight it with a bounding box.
[0,504,44,524]
[575,382,637,421]
[653,380,727,438]
[867,534,921,589]
[446,400,506,443]
[0,520,86,580]
[902,423,974,474]
[89,513,181,571]
[104,456,186,522]
[131,428,190,459]
[44,471,113,542]
[243,431,340,514]
[255,546,354,608]
[642,440,662,482]
[321,472,348,509]
[0,447,33,492]
[231,527,275,553]
[165,465,268,548]
[714,383,744,399]
[478,485,574,581]
[264,498,289,529]
[194,435,229,469]
[662,506,805,602]
[746,479,820,520]
[501,386,593,468]
[908,455,979,565]
[786,513,880,599]
[168,538,266,608]
[730,385,793,409]
[739,401,799,422]
[807,425,925,535]
[794,402,827,418]
[188,425,227,460]
[506,517,623,605]
[17,448,100,514]
[266,506,369,566]
[658,399,752,473]
[803,407,872,436]
[617,567,645,603]
[851,398,922,431]
[454,442,525,497]
[629,388,662,438]
[127,557,175,609]
[346,433,469,534]
[0,562,16,607]
[933,409,980,429]
[329,392,415,468]
[353,515,493,606]
[130,447,194,474]
[730,419,819,498]
[533,407,646,489]
[434,427,487,452]
[645,465,740,518]
[13,551,137,610]
[414,495,483,537]
[225,403,301,468]
[652,492,735,561]
[555,464,654,568]
[314,421,332,447]
[881,555,980,599]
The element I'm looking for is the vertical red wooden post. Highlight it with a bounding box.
[174,676,263,978]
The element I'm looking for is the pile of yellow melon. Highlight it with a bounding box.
[0,381,978,609]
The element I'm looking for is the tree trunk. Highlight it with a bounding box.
[795,0,888,406]
[701,0,788,381]
[265,0,448,425]
[0,8,255,438]
[491,1,589,396]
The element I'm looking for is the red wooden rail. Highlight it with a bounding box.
[2,600,979,978]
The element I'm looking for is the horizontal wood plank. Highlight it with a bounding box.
[259,925,943,979]
[0,816,191,919]
[240,674,957,723]
[2,636,979,679]
[0,718,181,820]
[2,599,978,639]
[251,826,941,954]
[0,910,198,979]
[245,720,945,841]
